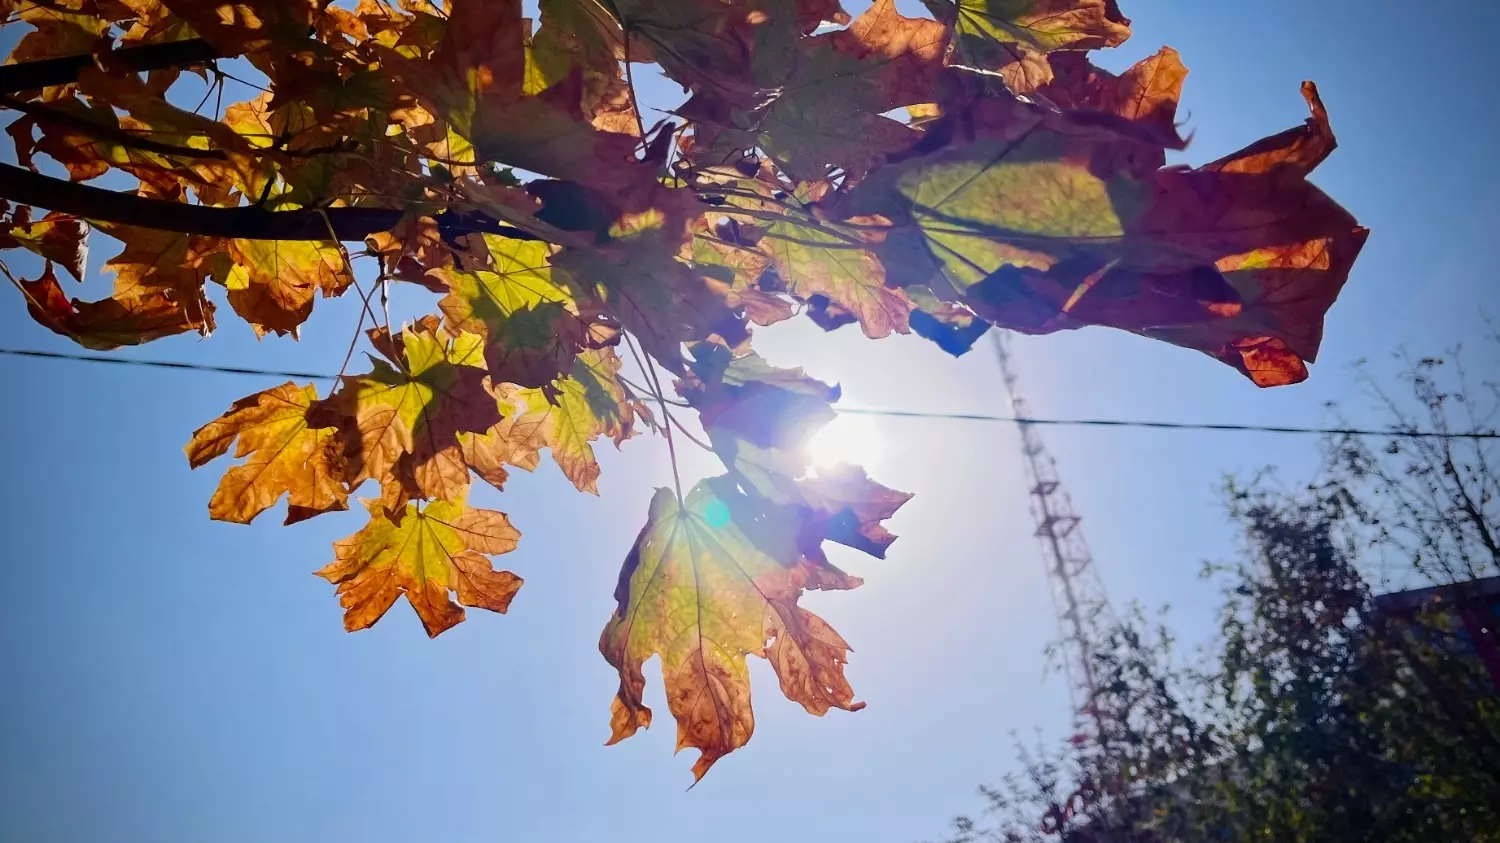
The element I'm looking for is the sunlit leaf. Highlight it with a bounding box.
[186,382,348,525]
[220,239,353,337]
[329,327,501,503]
[679,342,840,499]
[925,0,1130,91]
[600,476,870,782]
[433,237,614,388]
[316,496,522,637]
[476,349,635,494]
[19,262,210,349]
[3,210,88,282]
[762,214,914,339]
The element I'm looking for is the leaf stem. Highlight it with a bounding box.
[333,279,383,386]
[667,412,714,453]
[623,331,684,503]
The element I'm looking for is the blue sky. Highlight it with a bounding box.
[2,1,1498,841]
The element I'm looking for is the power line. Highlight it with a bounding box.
[835,407,1495,439]
[0,346,330,381]
[1,345,1494,441]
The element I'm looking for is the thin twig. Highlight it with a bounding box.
[667,411,714,452]
[621,16,649,142]
[315,207,394,377]
[332,279,385,386]
[623,331,684,503]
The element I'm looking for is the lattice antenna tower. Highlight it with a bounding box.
[991,331,1114,713]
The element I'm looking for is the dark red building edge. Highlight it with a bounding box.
[1373,574,1500,693]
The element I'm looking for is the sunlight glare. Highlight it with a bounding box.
[805,413,883,470]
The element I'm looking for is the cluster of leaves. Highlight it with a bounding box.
[937,351,1500,842]
[0,0,1365,779]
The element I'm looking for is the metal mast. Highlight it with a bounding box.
[991,330,1113,711]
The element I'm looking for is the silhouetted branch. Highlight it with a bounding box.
[0,162,543,243]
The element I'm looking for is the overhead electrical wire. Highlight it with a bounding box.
[0,346,1494,441]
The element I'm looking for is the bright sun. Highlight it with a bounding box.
[805,413,883,470]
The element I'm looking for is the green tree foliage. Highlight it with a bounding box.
[0,0,1367,779]
[936,351,1500,841]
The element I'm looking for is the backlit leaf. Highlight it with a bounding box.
[396,0,525,139]
[478,349,635,493]
[221,239,354,337]
[754,0,947,180]
[560,203,747,374]
[19,221,217,349]
[677,344,914,553]
[4,4,110,66]
[433,237,611,388]
[159,0,313,56]
[847,86,1364,382]
[907,285,990,355]
[797,462,913,558]
[1143,230,1370,386]
[762,215,914,339]
[600,476,871,782]
[4,211,88,282]
[927,0,1130,91]
[329,327,502,502]
[679,342,840,499]
[186,382,348,525]
[531,0,636,133]
[1038,46,1188,153]
[316,496,522,637]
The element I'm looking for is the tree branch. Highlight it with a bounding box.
[0,162,543,243]
[1,94,235,160]
[1,95,359,162]
[0,38,224,94]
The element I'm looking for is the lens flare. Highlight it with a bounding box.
[805,413,883,470]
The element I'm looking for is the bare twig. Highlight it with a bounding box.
[623,331,685,503]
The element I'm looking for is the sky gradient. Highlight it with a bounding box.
[2,2,1498,841]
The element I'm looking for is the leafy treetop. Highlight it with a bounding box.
[0,0,1366,782]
